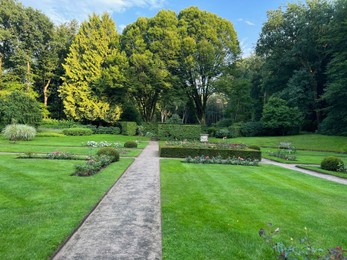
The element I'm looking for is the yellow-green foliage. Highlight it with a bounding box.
[59,13,125,123]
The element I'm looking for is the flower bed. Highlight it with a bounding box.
[185,155,259,166]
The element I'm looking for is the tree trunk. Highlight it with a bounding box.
[43,79,51,119]
[26,60,31,92]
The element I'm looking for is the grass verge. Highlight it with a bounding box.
[161,160,347,259]
[297,165,347,179]
[0,154,134,259]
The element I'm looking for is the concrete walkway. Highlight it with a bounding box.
[262,158,347,185]
[53,141,162,260]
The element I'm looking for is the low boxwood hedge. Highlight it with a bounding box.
[159,146,261,160]
[62,128,93,136]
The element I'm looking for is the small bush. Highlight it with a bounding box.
[321,156,344,172]
[74,155,113,176]
[2,124,36,141]
[215,128,232,138]
[96,147,120,162]
[207,127,217,137]
[239,121,265,137]
[124,140,138,148]
[62,128,93,136]
[216,118,233,127]
[248,145,261,151]
[85,126,121,135]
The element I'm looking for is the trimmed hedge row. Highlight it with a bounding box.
[160,146,261,160]
[62,128,93,136]
[120,121,137,136]
[158,124,201,140]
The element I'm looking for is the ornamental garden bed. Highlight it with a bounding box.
[159,141,261,161]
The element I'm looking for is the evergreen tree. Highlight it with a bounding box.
[60,13,125,123]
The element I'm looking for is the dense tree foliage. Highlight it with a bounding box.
[176,7,240,124]
[59,13,125,123]
[0,0,346,135]
[0,91,42,127]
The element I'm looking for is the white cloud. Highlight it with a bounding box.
[21,0,166,24]
[245,20,255,26]
[237,18,255,26]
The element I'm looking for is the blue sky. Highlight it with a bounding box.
[20,0,297,56]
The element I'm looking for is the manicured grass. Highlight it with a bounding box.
[263,148,347,165]
[0,134,147,156]
[297,165,347,179]
[210,134,347,152]
[161,160,347,259]
[0,134,149,148]
[0,154,134,259]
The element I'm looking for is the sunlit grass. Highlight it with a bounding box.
[161,160,347,259]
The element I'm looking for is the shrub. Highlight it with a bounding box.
[73,155,113,176]
[39,119,80,129]
[62,128,93,136]
[158,124,201,140]
[166,114,182,124]
[96,147,120,162]
[142,122,158,135]
[207,127,217,137]
[47,151,74,160]
[216,118,233,127]
[248,145,261,151]
[124,140,138,148]
[229,123,241,138]
[84,141,121,148]
[2,124,36,141]
[0,91,42,127]
[85,126,121,135]
[120,121,137,136]
[321,156,344,172]
[215,128,232,138]
[239,121,265,137]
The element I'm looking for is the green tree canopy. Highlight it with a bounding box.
[177,7,240,125]
[261,97,303,135]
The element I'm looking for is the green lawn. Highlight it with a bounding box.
[0,134,147,156]
[161,160,347,259]
[0,154,134,259]
[210,134,347,152]
[262,148,347,165]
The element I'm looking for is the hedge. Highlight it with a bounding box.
[120,121,137,136]
[158,124,201,140]
[62,128,93,136]
[159,146,261,160]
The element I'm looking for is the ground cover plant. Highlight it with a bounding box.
[185,155,259,166]
[0,154,134,259]
[160,160,347,259]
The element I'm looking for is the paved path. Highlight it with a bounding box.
[53,141,162,260]
[262,158,347,185]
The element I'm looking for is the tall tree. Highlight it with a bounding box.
[176,7,240,125]
[256,0,333,129]
[0,0,54,98]
[121,10,179,122]
[60,13,125,124]
[320,0,347,135]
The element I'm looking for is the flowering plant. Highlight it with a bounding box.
[47,151,74,160]
[185,155,259,166]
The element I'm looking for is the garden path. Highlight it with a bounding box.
[53,141,162,260]
[262,158,347,185]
